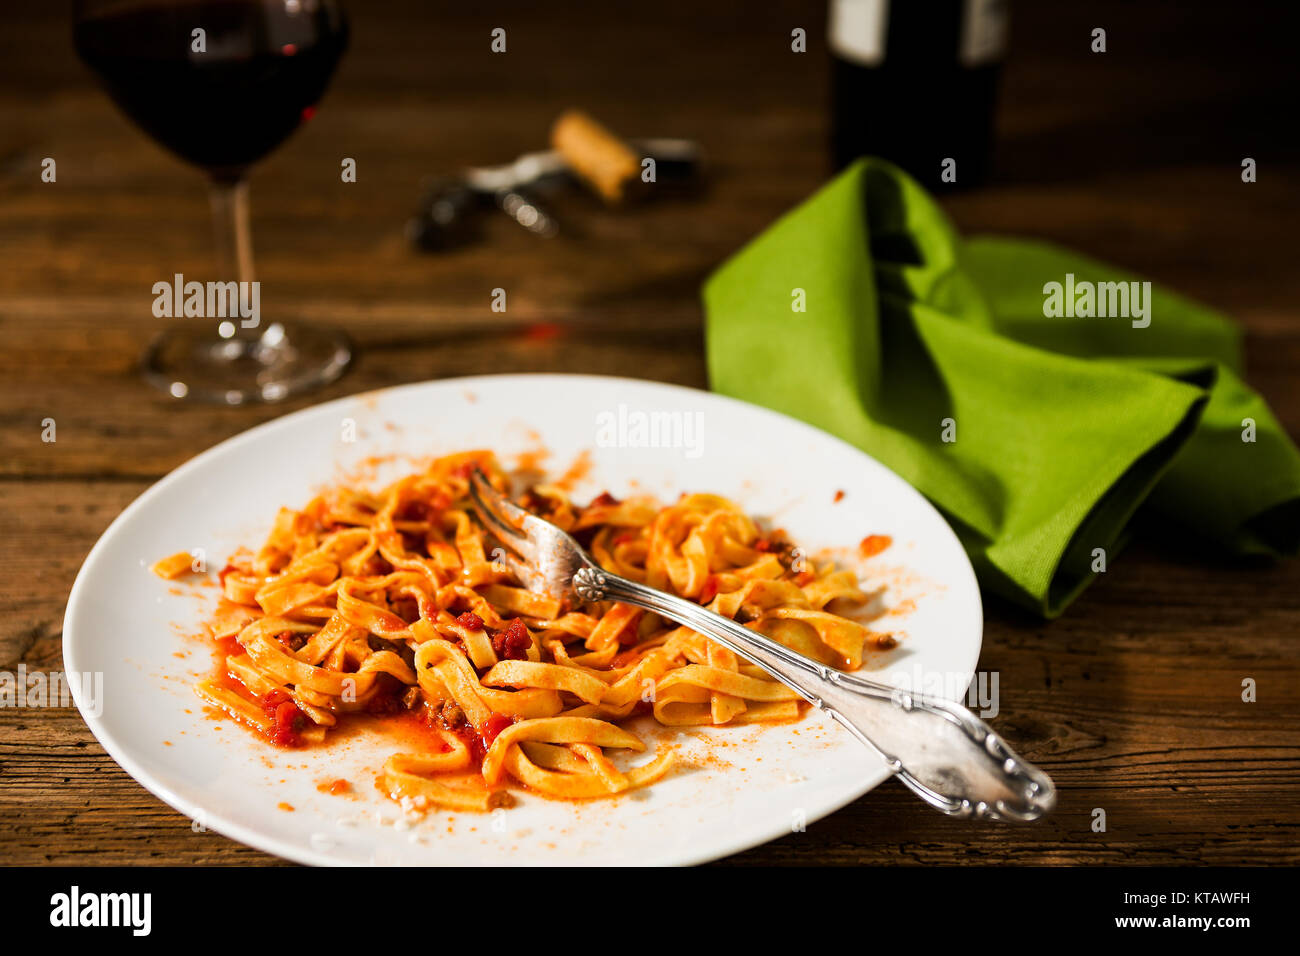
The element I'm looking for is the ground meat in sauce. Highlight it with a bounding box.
[437,701,466,728]
[395,500,432,523]
[367,634,416,669]
[275,630,308,652]
[769,537,799,571]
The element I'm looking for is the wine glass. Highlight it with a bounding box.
[74,0,351,404]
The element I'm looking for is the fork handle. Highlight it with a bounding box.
[574,567,1055,822]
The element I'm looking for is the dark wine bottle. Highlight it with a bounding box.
[829,0,1008,189]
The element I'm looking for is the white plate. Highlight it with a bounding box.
[64,374,981,866]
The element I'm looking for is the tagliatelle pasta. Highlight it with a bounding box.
[159,451,894,811]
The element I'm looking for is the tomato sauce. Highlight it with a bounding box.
[697,575,720,605]
[858,534,892,558]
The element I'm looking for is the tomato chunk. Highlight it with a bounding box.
[261,689,307,746]
[491,618,532,660]
[270,700,307,746]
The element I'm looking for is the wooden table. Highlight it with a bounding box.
[2,0,1297,865]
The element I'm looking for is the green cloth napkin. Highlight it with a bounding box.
[703,158,1300,616]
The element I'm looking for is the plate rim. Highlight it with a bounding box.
[62,372,983,866]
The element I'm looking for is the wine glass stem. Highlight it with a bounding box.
[209,177,255,293]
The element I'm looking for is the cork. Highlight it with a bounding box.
[551,109,641,204]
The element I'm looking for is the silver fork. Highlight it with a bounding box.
[469,469,1056,822]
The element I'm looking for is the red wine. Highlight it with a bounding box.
[75,0,348,181]
[830,0,1007,189]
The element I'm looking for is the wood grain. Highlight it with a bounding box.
[1,0,1298,865]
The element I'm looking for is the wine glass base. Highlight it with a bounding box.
[142,322,351,405]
